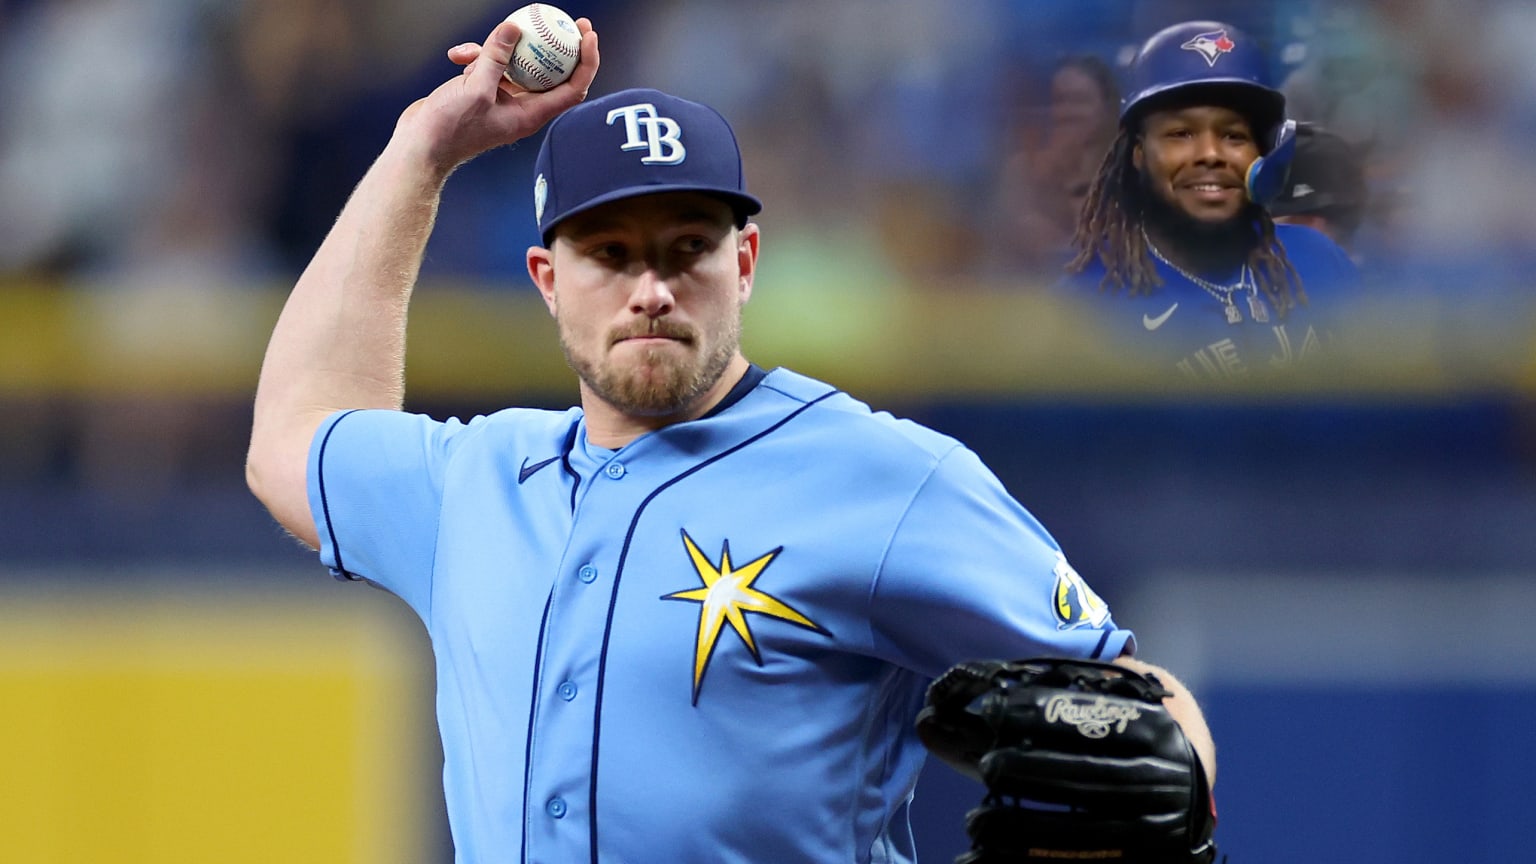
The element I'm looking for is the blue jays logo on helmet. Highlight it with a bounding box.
[1120,20,1282,129]
[1180,29,1236,67]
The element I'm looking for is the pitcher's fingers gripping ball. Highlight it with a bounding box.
[501,3,580,91]
[916,657,1220,864]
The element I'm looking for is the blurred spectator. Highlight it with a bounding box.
[989,54,1122,282]
[0,0,259,279]
[0,0,277,499]
[1358,0,1536,285]
[1049,57,1122,173]
[240,0,508,279]
[1277,1,1413,173]
[1364,0,1536,384]
[1268,123,1369,256]
[0,0,531,496]
[625,0,1009,289]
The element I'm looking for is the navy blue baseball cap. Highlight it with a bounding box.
[532,88,763,244]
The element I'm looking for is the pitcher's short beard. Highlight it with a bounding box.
[561,320,740,418]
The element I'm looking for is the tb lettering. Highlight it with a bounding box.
[606,103,686,165]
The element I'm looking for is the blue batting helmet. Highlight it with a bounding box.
[1120,20,1285,138]
[1120,20,1293,204]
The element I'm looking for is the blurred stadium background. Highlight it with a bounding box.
[2,0,1534,861]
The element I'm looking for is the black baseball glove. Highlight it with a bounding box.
[915,657,1218,863]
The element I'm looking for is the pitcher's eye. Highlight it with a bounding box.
[589,242,628,262]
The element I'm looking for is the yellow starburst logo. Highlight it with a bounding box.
[661,530,831,704]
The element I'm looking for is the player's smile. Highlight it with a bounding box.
[1135,104,1259,223]
[1175,176,1242,209]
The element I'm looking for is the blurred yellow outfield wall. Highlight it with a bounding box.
[1,278,1528,402]
[0,573,434,864]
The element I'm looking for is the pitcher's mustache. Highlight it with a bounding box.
[612,321,695,342]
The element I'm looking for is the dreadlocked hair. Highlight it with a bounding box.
[1066,127,1307,317]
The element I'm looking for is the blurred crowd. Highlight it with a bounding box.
[3,0,1534,290]
[2,0,1536,499]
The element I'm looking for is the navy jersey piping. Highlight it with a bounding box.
[585,387,839,863]
[521,419,582,863]
[556,421,582,512]
[316,409,365,581]
[1090,628,1112,660]
[519,587,557,864]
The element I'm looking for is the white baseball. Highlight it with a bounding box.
[501,4,580,92]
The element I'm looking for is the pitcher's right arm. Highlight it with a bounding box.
[245,17,599,547]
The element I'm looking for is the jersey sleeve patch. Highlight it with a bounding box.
[1052,552,1111,630]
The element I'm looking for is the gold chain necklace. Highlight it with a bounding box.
[1141,228,1268,325]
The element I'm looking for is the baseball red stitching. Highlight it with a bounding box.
[527,5,579,58]
[513,55,557,90]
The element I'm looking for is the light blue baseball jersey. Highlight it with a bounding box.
[307,366,1132,864]
[1060,223,1359,379]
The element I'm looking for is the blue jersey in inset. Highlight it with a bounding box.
[306,367,1132,864]
[1060,223,1359,380]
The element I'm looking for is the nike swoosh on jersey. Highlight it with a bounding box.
[1143,302,1179,331]
[518,455,560,484]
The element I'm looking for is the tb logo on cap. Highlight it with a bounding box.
[606,103,687,165]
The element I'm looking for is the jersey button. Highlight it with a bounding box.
[546,797,567,819]
[577,564,598,583]
[604,461,626,479]
[557,681,578,701]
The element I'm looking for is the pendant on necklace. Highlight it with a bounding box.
[1223,302,1243,325]
[1247,292,1270,323]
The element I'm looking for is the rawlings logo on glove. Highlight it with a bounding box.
[915,657,1220,864]
[1043,694,1143,737]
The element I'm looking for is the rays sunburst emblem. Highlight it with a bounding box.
[661,530,831,704]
